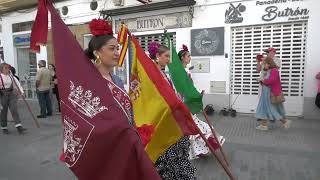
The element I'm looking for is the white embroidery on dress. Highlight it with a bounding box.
[63,116,83,164]
[107,81,132,121]
[68,81,108,118]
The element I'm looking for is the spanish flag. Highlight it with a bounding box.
[129,34,198,162]
[117,24,129,67]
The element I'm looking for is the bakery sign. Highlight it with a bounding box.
[115,12,192,32]
[256,0,309,22]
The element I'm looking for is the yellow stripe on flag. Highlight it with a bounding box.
[117,24,127,44]
[118,36,128,66]
[117,24,123,43]
[117,24,128,67]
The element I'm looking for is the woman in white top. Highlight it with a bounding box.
[177,44,225,159]
[0,63,27,134]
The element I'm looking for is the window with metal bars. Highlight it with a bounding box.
[127,32,176,73]
[135,32,176,51]
[12,21,34,33]
[231,21,307,97]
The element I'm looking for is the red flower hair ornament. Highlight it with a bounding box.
[89,19,113,36]
[181,44,189,52]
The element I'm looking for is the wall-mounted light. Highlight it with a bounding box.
[90,0,98,11]
[62,6,68,16]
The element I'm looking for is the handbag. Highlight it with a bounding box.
[52,87,57,94]
[204,104,214,116]
[271,93,285,104]
[315,93,320,108]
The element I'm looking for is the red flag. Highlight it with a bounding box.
[30,0,48,53]
[30,0,161,179]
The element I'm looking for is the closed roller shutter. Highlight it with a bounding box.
[231,21,307,116]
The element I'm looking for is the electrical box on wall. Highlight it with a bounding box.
[210,81,226,93]
[190,57,210,73]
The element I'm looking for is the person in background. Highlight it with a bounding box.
[257,47,281,76]
[36,60,52,118]
[48,64,60,112]
[0,63,27,134]
[256,47,281,122]
[315,72,320,108]
[255,57,291,131]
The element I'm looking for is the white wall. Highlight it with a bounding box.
[55,0,175,25]
[2,16,16,66]
[189,0,314,95]
[305,0,320,97]
[1,9,46,67]
[1,0,101,67]
[0,21,3,61]
[52,0,317,97]
[57,0,319,115]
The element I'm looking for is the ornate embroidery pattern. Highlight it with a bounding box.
[129,73,141,101]
[68,81,108,118]
[63,116,83,164]
[107,81,132,120]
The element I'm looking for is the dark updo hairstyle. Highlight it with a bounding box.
[177,44,189,62]
[84,18,115,60]
[148,41,169,61]
[84,35,115,60]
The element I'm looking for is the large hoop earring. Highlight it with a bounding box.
[95,56,101,65]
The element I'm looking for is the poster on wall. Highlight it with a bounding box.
[191,27,224,56]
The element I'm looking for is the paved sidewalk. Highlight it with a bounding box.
[193,114,320,180]
[0,101,319,180]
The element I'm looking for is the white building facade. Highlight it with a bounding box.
[1,0,319,119]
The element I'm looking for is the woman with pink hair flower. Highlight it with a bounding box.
[148,41,196,180]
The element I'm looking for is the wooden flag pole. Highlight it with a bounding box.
[202,110,230,167]
[9,73,40,128]
[0,60,40,128]
[200,90,230,166]
[197,127,235,180]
